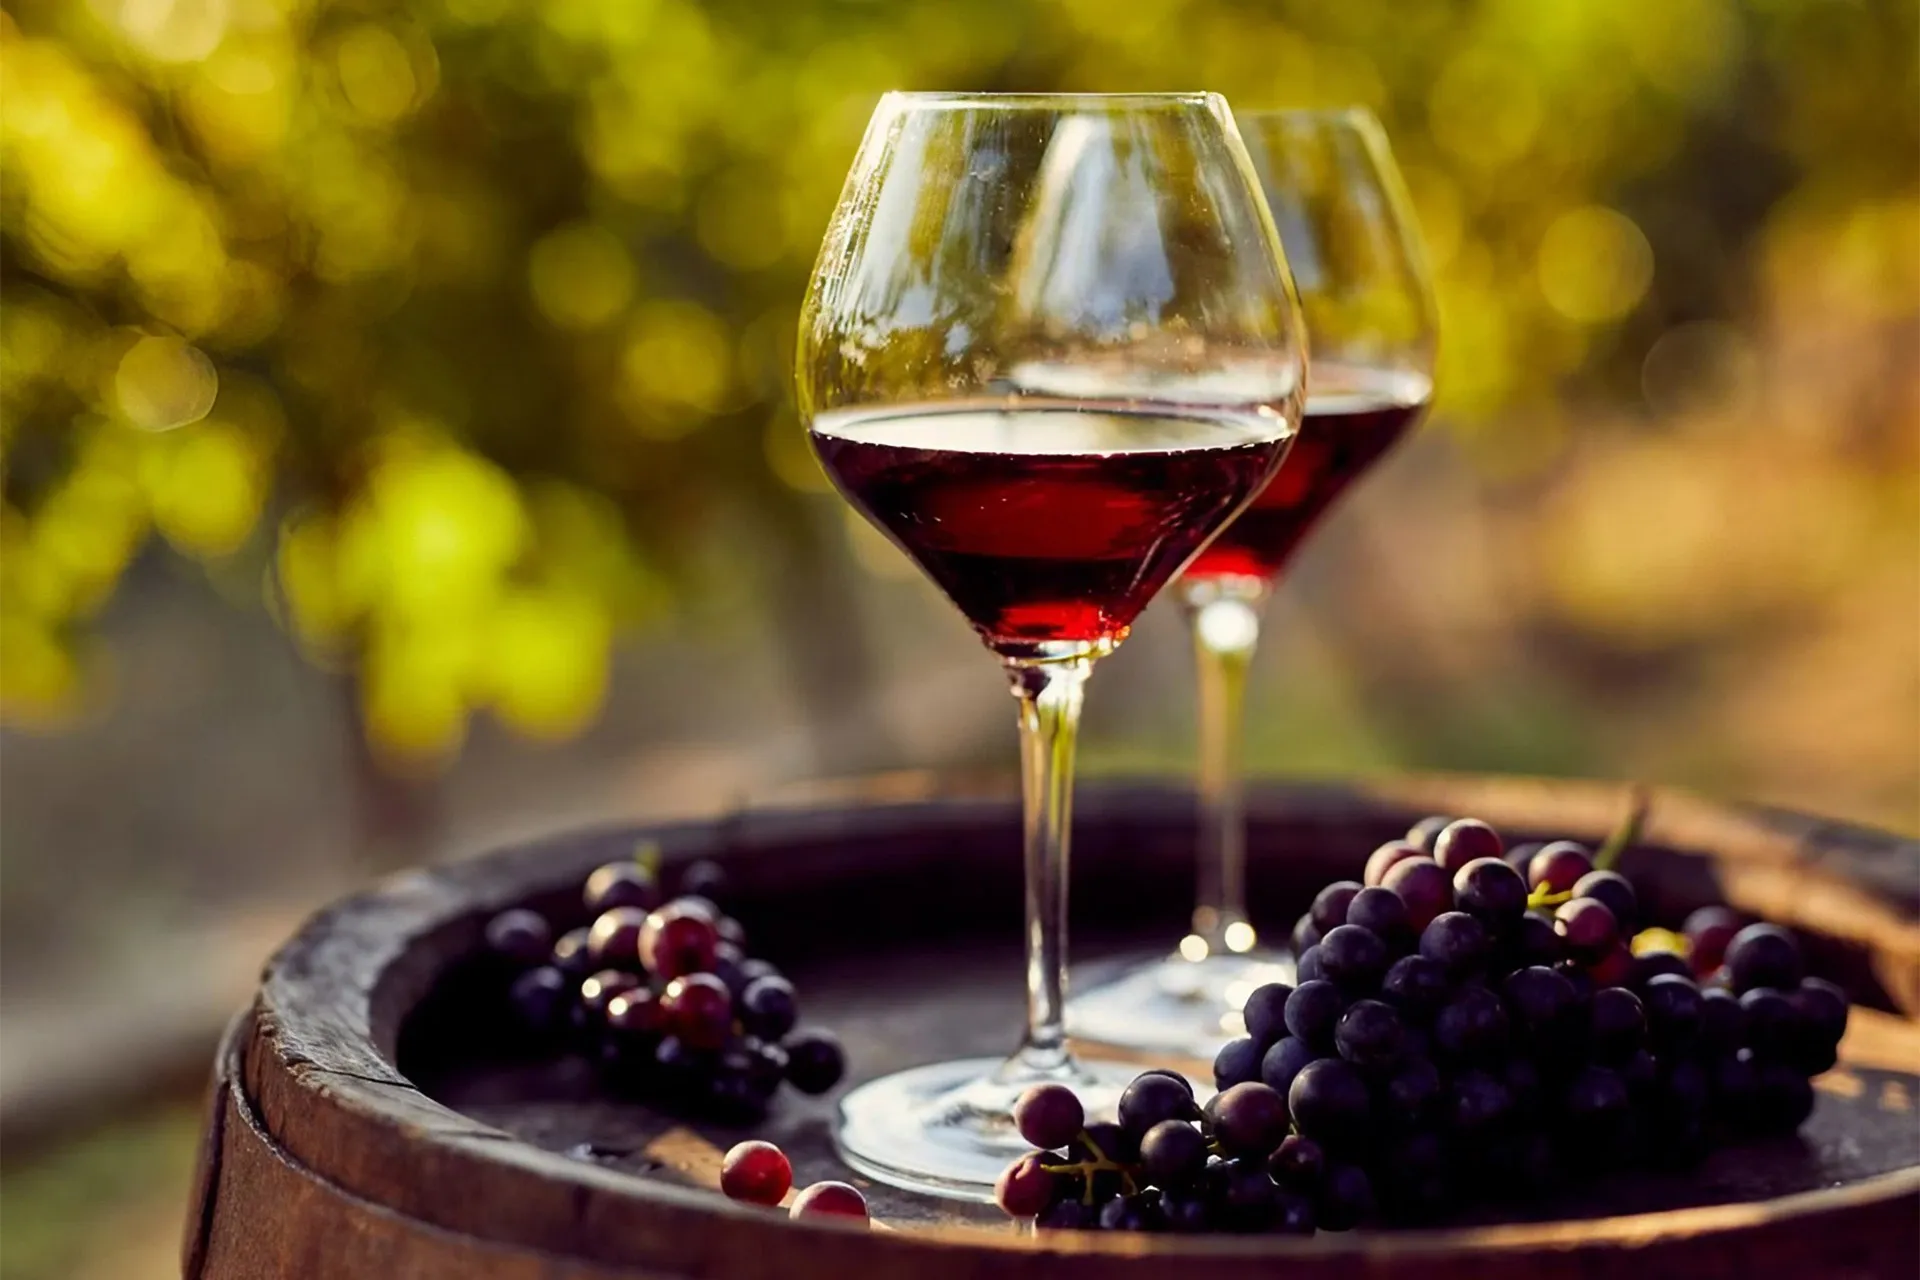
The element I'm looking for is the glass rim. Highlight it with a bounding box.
[877,90,1225,111]
[1235,105,1380,126]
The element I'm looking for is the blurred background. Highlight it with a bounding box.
[1,0,1914,1273]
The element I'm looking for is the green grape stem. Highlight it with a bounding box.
[1594,786,1649,873]
[1043,1128,1142,1204]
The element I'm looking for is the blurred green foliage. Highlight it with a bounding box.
[2,0,1914,766]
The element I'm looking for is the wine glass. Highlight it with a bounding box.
[797,92,1306,1199]
[1067,108,1438,1057]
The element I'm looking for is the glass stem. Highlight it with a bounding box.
[1004,656,1091,1075]
[1187,588,1266,954]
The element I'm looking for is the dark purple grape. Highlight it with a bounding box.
[1512,912,1564,969]
[1641,973,1704,1048]
[1448,1068,1513,1134]
[508,966,569,1032]
[550,926,594,979]
[1754,1062,1817,1133]
[586,906,649,971]
[1619,1047,1659,1103]
[1504,841,1544,877]
[1420,911,1491,976]
[1502,964,1578,1039]
[1432,819,1503,872]
[782,1029,844,1094]
[1587,986,1646,1062]
[1570,870,1637,933]
[1554,897,1619,963]
[1316,1163,1377,1231]
[1383,856,1453,931]
[1283,980,1346,1051]
[1562,1065,1631,1132]
[1713,1053,1762,1129]
[737,957,781,986]
[583,861,661,915]
[1013,1083,1085,1149]
[1434,986,1509,1063]
[1159,1191,1209,1233]
[1334,999,1406,1072]
[1346,887,1413,950]
[678,858,727,901]
[579,968,644,1025]
[1242,982,1293,1048]
[1365,840,1424,887]
[1268,1134,1325,1192]
[1319,924,1389,993]
[1259,1036,1319,1098]
[739,975,798,1041]
[1210,1082,1290,1157]
[1312,880,1364,933]
[1659,1058,1711,1117]
[1725,923,1805,994]
[1629,950,1691,992]
[1036,1199,1096,1231]
[1503,1055,1544,1119]
[1793,976,1850,1050]
[1454,858,1528,932]
[1098,1190,1164,1232]
[486,909,553,967]
[1213,1036,1263,1090]
[1684,905,1742,975]
[1739,987,1802,1060]
[1119,1072,1200,1137]
[1381,1056,1442,1128]
[1698,986,1747,1054]
[1139,1119,1208,1188]
[1287,1058,1371,1149]
[715,915,747,948]
[1528,841,1594,894]
[1291,912,1323,957]
[1406,814,1454,855]
[995,1152,1057,1217]
[1273,1191,1316,1235]
[650,1035,714,1099]
[1215,1155,1278,1227]
[1380,954,1449,1022]
[1295,944,1325,983]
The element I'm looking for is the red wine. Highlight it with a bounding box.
[813,404,1291,657]
[1183,366,1430,583]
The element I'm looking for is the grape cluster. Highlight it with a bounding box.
[483,853,845,1121]
[996,816,1849,1234]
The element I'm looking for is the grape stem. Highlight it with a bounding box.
[1042,1128,1140,1204]
[1594,785,1649,873]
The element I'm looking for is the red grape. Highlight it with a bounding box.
[789,1181,868,1223]
[640,904,720,979]
[1381,857,1452,931]
[1431,819,1502,871]
[586,907,649,970]
[661,972,733,1048]
[995,1152,1056,1217]
[720,1140,792,1206]
[1364,840,1423,887]
[1405,815,1453,855]
[1013,1083,1084,1149]
[1683,906,1742,976]
[1555,897,1619,962]
[1527,842,1594,895]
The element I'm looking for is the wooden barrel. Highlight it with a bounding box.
[184,773,1920,1279]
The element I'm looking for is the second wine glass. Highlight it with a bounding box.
[1067,107,1438,1058]
[799,92,1306,1198]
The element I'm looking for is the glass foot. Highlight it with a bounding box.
[1067,948,1296,1058]
[834,1055,1144,1202]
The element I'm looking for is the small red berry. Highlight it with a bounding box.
[720,1140,793,1207]
[789,1180,868,1223]
[640,904,720,979]
[661,972,733,1048]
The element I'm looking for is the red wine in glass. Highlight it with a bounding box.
[1183,365,1431,583]
[813,402,1290,656]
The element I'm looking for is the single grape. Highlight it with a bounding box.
[1365,840,1424,887]
[1287,1058,1371,1150]
[1316,1163,1377,1231]
[1570,870,1637,933]
[1432,819,1503,872]
[739,975,798,1041]
[579,969,644,1025]
[1381,1056,1443,1128]
[638,904,720,980]
[716,916,747,948]
[1454,858,1528,931]
[738,957,781,986]
[1629,950,1691,992]
[1528,842,1594,895]
[1098,1190,1164,1233]
[1319,924,1389,993]
[584,861,661,915]
[1334,999,1406,1072]
[586,907,649,971]
[1406,814,1454,855]
[1698,986,1748,1055]
[1312,880,1365,934]
[1035,1199,1095,1231]
[1793,976,1850,1050]
[1210,1082,1290,1157]
[1383,857,1453,931]
[603,986,665,1038]
[1216,1156,1278,1228]
[1659,1058,1711,1117]
[1380,954,1449,1022]
[1434,986,1509,1064]
[1346,886,1414,953]
[1502,964,1578,1044]
[1268,1133,1326,1192]
[486,909,554,967]
[1291,913,1323,957]
[550,926,594,979]
[1213,1035,1264,1090]
[1118,1072,1200,1137]
[1588,941,1634,989]
[1713,1053,1762,1130]
[1283,980,1346,1051]
[732,1037,788,1100]
[1512,912,1564,969]
[1683,905,1743,975]
[1586,986,1646,1062]
[508,966,569,1033]
[1554,897,1619,963]
[782,1029,845,1094]
[1139,1119,1208,1189]
[1158,1192,1209,1233]
[1259,1036,1320,1099]
[1753,1062,1817,1133]
[788,1181,868,1223]
[1504,842,1545,878]
[1449,1068,1513,1134]
[995,1152,1057,1218]
[678,858,727,901]
[1420,911,1491,976]
[1273,1190,1317,1235]
[1562,1065,1632,1133]
[1725,923,1805,994]
[1739,987,1803,1061]
[721,1140,793,1206]
[1242,982,1294,1048]
[1295,944,1326,983]
[1013,1082,1085,1150]
[661,973,732,1049]
[1641,973,1704,1048]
